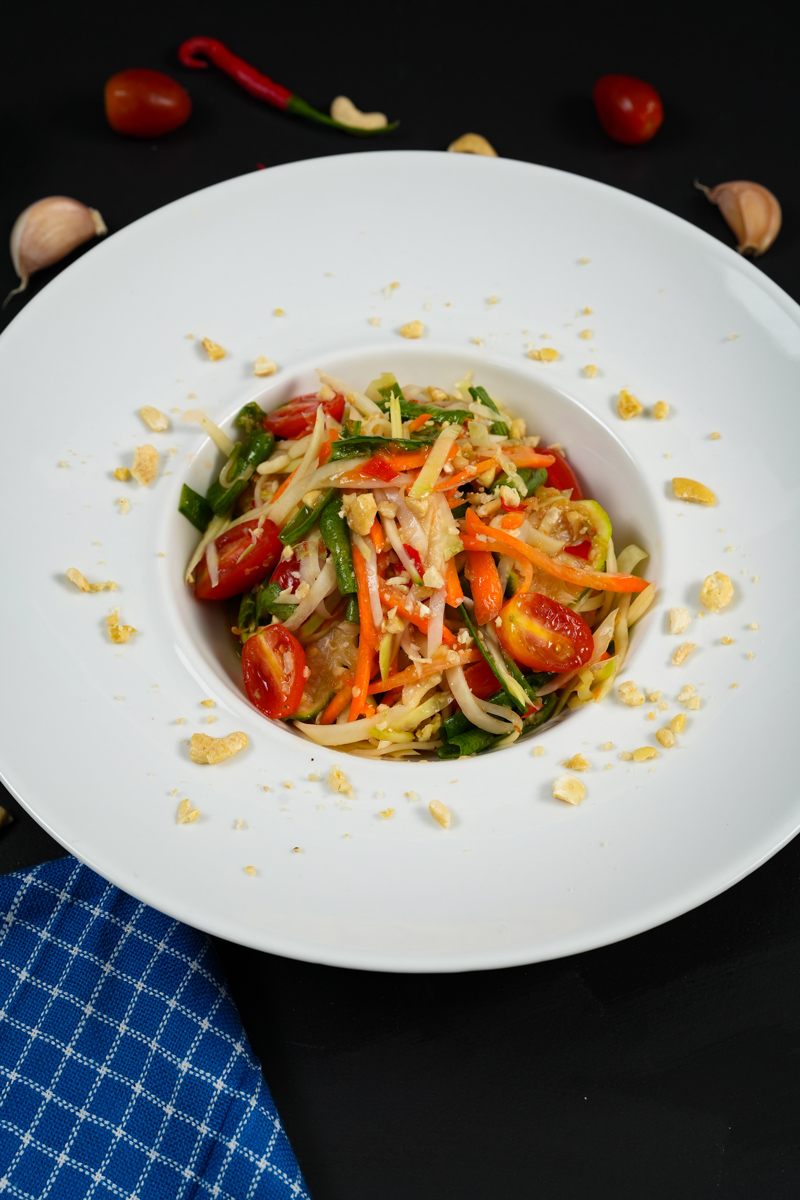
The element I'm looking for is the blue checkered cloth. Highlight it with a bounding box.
[0,857,309,1199]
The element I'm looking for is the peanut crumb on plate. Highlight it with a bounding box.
[429,799,451,828]
[552,775,585,805]
[190,731,247,764]
[201,337,225,361]
[176,799,199,824]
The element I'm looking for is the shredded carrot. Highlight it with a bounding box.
[367,649,481,694]
[407,412,433,432]
[461,509,649,593]
[433,458,496,492]
[501,511,526,530]
[270,468,297,504]
[349,545,378,721]
[377,583,458,645]
[363,704,376,718]
[319,680,354,725]
[369,518,386,553]
[444,558,464,607]
[500,446,555,468]
[318,429,339,466]
[465,551,503,625]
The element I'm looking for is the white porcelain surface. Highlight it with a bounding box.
[1,151,798,972]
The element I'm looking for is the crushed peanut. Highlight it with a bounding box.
[617,389,643,420]
[721,636,734,645]
[552,774,586,805]
[700,571,734,612]
[190,730,248,764]
[176,799,200,824]
[429,799,452,828]
[399,320,424,339]
[66,568,116,593]
[329,765,354,797]
[114,467,131,481]
[672,642,697,666]
[244,865,257,876]
[379,808,395,819]
[447,132,497,156]
[618,680,645,706]
[669,607,691,635]
[106,610,136,643]
[687,695,701,710]
[139,406,169,432]
[528,347,559,362]
[579,329,593,340]
[670,713,686,734]
[563,753,590,771]
[677,684,695,703]
[601,741,613,751]
[583,364,598,378]
[653,400,670,420]
[201,337,225,361]
[254,356,277,376]
[656,727,675,748]
[342,491,378,537]
[672,477,716,505]
[131,444,158,486]
[633,746,659,762]
[620,751,634,761]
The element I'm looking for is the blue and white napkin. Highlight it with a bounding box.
[0,857,309,1199]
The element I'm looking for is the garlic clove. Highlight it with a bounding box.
[6,196,107,305]
[695,179,781,256]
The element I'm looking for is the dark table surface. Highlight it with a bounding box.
[2,3,799,1196]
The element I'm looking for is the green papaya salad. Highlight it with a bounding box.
[179,369,654,759]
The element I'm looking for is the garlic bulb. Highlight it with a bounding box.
[7,196,107,304]
[696,180,781,257]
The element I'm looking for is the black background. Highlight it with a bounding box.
[2,3,799,1197]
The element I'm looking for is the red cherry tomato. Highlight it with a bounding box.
[496,593,594,673]
[541,447,585,499]
[564,539,591,560]
[463,658,501,700]
[242,625,306,720]
[104,69,192,138]
[269,553,301,594]
[194,519,281,601]
[264,392,346,439]
[592,75,664,145]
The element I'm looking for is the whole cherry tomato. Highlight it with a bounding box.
[264,393,346,439]
[105,69,192,138]
[193,518,281,601]
[592,75,664,145]
[496,593,594,674]
[242,625,306,720]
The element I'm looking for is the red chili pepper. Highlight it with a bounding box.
[564,540,591,560]
[403,544,425,577]
[178,38,398,136]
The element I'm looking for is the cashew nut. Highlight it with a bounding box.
[447,133,498,157]
[330,96,388,131]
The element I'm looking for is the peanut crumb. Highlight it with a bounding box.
[200,699,215,708]
[579,329,593,340]
[672,477,716,505]
[677,684,695,703]
[368,316,380,327]
[563,753,590,771]
[283,780,293,789]
[700,572,734,612]
[533,746,545,757]
[106,609,136,644]
[648,691,662,702]
[672,642,696,666]
[687,695,701,709]
[721,636,734,645]
[601,741,613,751]
[578,257,590,264]
[528,347,559,362]
[274,308,285,317]
[633,746,659,762]
[653,400,670,420]
[583,364,598,378]
[617,389,643,420]
[620,751,634,761]
[399,320,424,339]
[669,607,691,635]
[254,356,277,376]
[131,444,158,486]
[618,680,645,706]
[139,406,169,432]
[201,337,225,361]
[176,799,199,824]
[710,431,721,440]
[244,865,257,876]
[658,701,668,712]
[190,730,247,764]
[379,808,395,819]
[66,568,117,593]
[552,774,585,805]
[647,711,655,721]
[329,765,354,797]
[292,846,303,853]
[114,467,131,481]
[429,799,451,828]
[670,713,686,734]
[749,622,759,630]
[308,772,321,782]
[656,727,676,748]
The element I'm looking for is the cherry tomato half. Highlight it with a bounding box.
[592,75,664,146]
[463,658,501,700]
[496,592,594,673]
[541,447,585,499]
[104,69,192,138]
[264,392,346,439]
[242,624,306,720]
[194,518,281,601]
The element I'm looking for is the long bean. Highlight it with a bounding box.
[178,484,214,532]
[279,488,336,546]
[319,503,357,595]
[206,429,274,516]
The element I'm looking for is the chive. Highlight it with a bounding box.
[279,488,337,546]
[178,484,214,532]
